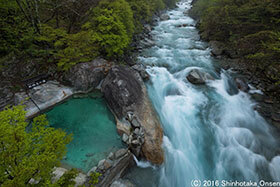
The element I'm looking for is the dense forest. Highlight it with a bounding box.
[0,0,178,186]
[0,0,177,71]
[190,0,280,86]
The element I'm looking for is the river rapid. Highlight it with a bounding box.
[129,0,280,186]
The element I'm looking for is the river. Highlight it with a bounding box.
[127,0,280,186]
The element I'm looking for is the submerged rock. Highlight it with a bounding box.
[187,69,214,84]
[160,14,170,21]
[101,66,164,165]
[131,64,149,81]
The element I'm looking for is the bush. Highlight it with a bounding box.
[0,105,72,186]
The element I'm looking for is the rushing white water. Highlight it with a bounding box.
[138,0,280,186]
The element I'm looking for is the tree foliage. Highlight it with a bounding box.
[0,0,178,70]
[0,105,73,186]
[85,0,134,57]
[191,0,280,83]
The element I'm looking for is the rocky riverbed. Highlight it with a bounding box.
[207,41,280,129]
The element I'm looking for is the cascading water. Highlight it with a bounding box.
[135,0,280,186]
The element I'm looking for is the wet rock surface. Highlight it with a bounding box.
[101,66,164,165]
[215,54,280,130]
[14,81,73,118]
[64,58,112,92]
[160,14,170,21]
[187,69,214,85]
[86,149,135,187]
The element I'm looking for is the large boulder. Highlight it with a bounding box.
[101,66,164,165]
[64,58,112,92]
[187,69,214,85]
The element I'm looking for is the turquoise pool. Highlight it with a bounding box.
[46,94,124,172]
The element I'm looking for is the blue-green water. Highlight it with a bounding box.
[46,96,123,172]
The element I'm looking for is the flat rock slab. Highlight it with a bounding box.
[15,81,73,118]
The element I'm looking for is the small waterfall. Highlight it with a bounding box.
[133,155,156,169]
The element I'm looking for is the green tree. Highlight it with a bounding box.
[190,0,280,84]
[0,105,72,186]
[85,0,134,57]
[0,0,35,57]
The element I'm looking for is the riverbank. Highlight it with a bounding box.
[189,0,280,129]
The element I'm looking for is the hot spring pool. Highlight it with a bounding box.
[46,94,124,172]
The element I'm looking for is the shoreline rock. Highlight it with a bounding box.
[187,69,214,85]
[101,66,164,165]
[86,149,135,187]
[63,58,112,92]
[14,80,74,118]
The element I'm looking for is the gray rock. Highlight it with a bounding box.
[14,81,73,118]
[87,167,97,176]
[187,69,214,85]
[133,128,140,135]
[64,58,110,92]
[103,159,113,170]
[126,111,134,122]
[132,64,149,81]
[131,118,141,128]
[115,149,127,159]
[122,134,129,143]
[75,173,87,187]
[107,152,115,161]
[95,151,134,187]
[235,78,249,92]
[160,14,170,21]
[128,135,133,144]
[144,25,152,32]
[52,167,68,183]
[101,66,164,165]
[131,139,140,146]
[97,159,106,170]
[110,179,135,187]
[116,119,132,136]
[140,38,155,48]
[101,66,143,118]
